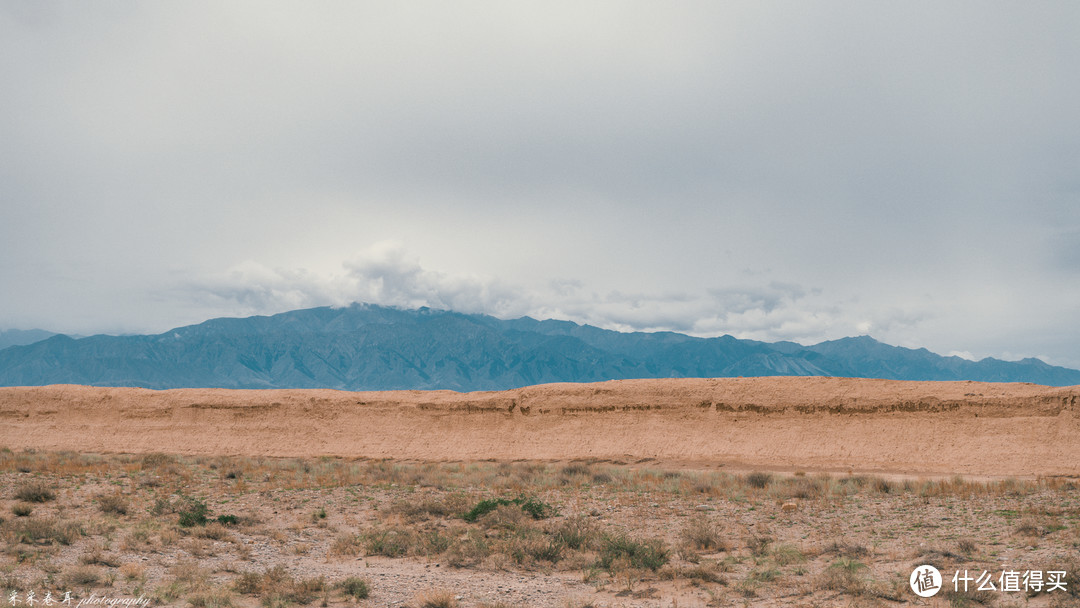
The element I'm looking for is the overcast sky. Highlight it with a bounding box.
[2,2,1079,368]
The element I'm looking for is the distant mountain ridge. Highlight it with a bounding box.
[0,303,1077,389]
[0,329,59,350]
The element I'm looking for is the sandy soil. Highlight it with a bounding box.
[2,377,1078,478]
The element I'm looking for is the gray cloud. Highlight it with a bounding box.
[2,2,1079,369]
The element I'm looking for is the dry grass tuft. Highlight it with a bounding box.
[233,565,325,606]
[818,557,868,595]
[549,515,599,551]
[195,522,233,542]
[9,517,82,545]
[328,533,362,557]
[61,565,102,588]
[745,472,772,489]
[415,589,459,608]
[119,562,146,581]
[13,481,55,503]
[186,590,236,608]
[679,514,727,552]
[80,543,121,567]
[96,492,129,515]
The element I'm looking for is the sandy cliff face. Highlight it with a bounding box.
[1,377,1077,477]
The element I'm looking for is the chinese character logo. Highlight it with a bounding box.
[911,565,943,597]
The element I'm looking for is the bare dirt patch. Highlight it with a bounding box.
[1,378,1079,477]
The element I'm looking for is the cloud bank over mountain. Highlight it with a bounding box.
[185,242,920,349]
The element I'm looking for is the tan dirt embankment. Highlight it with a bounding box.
[1,377,1078,477]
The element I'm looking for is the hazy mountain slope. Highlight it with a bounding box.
[0,329,58,350]
[0,303,1077,389]
[805,336,1080,386]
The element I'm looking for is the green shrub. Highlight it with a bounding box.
[216,514,239,526]
[463,498,512,522]
[518,497,556,520]
[596,533,668,571]
[178,499,210,527]
[339,577,370,600]
[462,496,556,522]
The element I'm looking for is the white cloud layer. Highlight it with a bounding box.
[186,242,934,350]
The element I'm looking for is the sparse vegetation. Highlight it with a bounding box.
[0,448,1075,606]
[14,481,55,503]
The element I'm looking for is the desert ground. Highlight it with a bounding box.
[1,378,1079,607]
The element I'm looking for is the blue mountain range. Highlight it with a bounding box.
[0,303,1077,389]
